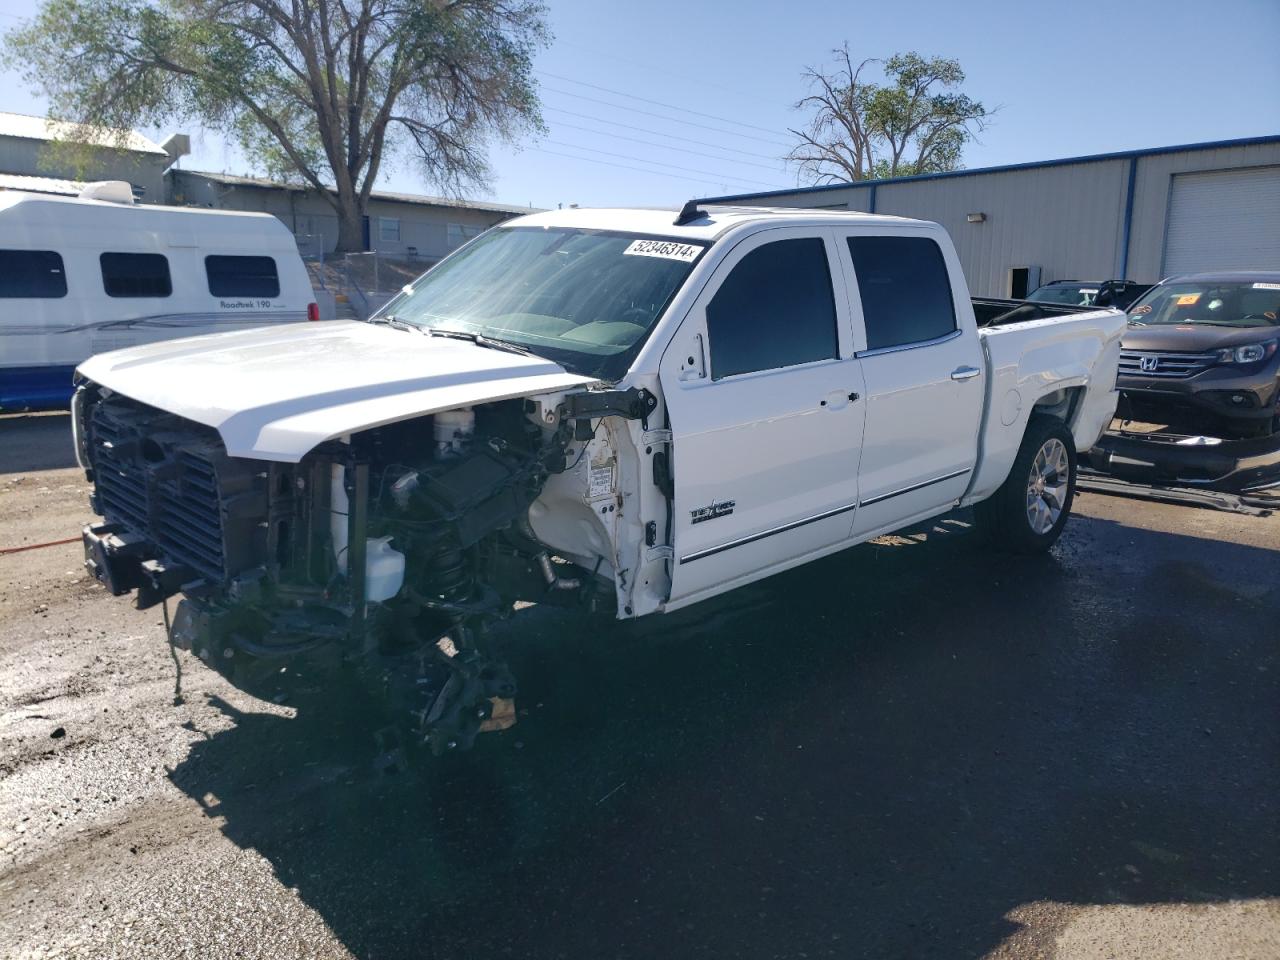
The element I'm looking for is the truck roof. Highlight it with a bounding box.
[508,205,933,241]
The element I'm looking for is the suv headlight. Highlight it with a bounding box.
[1214,340,1278,365]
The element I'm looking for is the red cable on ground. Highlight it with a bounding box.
[0,536,81,556]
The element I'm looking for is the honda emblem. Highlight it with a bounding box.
[1139,355,1159,373]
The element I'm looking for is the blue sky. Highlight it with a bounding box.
[1,0,1277,209]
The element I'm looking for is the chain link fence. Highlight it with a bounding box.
[299,245,440,320]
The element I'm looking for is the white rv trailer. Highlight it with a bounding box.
[0,183,316,411]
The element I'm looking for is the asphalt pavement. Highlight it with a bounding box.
[1,412,1277,959]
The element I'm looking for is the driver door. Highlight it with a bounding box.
[659,228,866,608]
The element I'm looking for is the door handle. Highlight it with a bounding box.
[820,389,859,409]
[951,366,982,381]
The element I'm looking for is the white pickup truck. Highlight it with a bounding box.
[73,204,1124,752]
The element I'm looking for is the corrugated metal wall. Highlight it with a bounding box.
[872,160,1128,296]
[1126,142,1280,279]
[721,140,1280,297]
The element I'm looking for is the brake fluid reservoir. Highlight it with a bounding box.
[434,408,475,459]
[364,536,406,602]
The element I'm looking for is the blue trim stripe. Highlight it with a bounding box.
[702,134,1280,204]
[0,365,78,411]
[1119,156,1138,278]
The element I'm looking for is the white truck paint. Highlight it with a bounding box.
[73,205,1124,752]
[77,319,596,461]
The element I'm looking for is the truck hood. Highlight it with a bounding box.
[1122,323,1280,353]
[77,321,597,461]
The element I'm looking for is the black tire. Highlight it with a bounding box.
[976,416,1077,554]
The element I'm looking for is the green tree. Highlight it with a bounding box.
[3,0,548,251]
[787,46,991,185]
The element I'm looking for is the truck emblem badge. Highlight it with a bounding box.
[1139,355,1159,373]
[690,499,735,524]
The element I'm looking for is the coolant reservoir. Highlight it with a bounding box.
[434,408,475,459]
[364,536,406,602]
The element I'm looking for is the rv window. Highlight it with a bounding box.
[100,252,172,298]
[205,255,281,298]
[0,250,67,298]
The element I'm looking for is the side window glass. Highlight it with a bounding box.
[205,255,280,298]
[847,236,956,350]
[100,252,172,298]
[707,237,838,380]
[0,249,67,298]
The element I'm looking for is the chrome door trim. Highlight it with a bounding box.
[679,501,859,564]
[854,328,961,359]
[858,468,972,508]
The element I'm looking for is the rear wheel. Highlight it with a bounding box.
[977,417,1077,553]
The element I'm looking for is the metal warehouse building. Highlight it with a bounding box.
[711,135,1280,298]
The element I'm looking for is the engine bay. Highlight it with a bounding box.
[75,384,641,753]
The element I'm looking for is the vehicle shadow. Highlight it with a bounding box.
[167,512,1280,959]
[0,413,77,473]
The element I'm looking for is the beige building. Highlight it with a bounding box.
[0,112,539,264]
[168,169,539,261]
[0,111,183,202]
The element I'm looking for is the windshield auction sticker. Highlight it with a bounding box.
[623,239,702,262]
[1252,282,1280,290]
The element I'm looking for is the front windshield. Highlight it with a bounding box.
[375,226,708,378]
[1028,284,1099,306]
[1128,281,1280,328]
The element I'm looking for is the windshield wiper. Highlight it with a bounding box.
[365,314,417,332]
[426,328,538,357]
[1182,320,1255,328]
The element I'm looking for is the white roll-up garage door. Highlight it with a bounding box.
[1162,165,1280,275]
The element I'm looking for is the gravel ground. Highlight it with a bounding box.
[1,412,1277,960]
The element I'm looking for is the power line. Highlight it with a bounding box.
[549,119,786,173]
[544,106,784,163]
[526,146,771,195]
[541,86,793,148]
[541,139,785,190]
[537,69,787,138]
[553,40,779,105]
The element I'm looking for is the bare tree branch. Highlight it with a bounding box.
[787,46,990,186]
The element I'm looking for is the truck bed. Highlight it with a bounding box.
[963,300,1127,507]
[972,297,1095,328]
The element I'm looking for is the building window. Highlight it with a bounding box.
[447,223,484,249]
[205,255,280,298]
[0,249,67,298]
[100,252,172,298]
[378,217,401,243]
[846,235,956,350]
[706,237,839,380]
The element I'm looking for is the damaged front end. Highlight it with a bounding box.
[75,383,644,753]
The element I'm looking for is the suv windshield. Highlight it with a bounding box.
[1128,281,1280,328]
[373,226,708,379]
[1028,283,1099,306]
